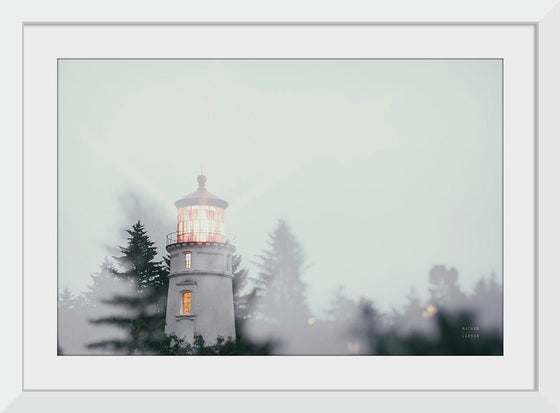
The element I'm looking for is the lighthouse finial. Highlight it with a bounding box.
[197,173,207,189]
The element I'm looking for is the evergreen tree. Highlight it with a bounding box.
[253,219,310,326]
[232,252,251,321]
[82,258,119,307]
[58,287,76,310]
[113,221,167,291]
[206,333,273,356]
[428,265,467,310]
[375,269,503,356]
[389,286,427,335]
[468,272,502,330]
[87,221,169,354]
[327,286,360,324]
[472,272,501,301]
[58,285,94,355]
[325,287,384,354]
[226,250,274,355]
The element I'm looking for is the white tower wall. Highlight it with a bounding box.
[164,242,236,344]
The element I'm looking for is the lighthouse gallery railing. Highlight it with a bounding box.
[166,231,235,246]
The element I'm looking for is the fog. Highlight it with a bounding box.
[58,193,502,355]
[58,59,502,314]
[57,59,502,355]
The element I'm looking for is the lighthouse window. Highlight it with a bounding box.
[182,291,192,314]
[185,252,192,269]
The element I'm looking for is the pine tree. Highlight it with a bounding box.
[325,287,384,354]
[469,272,502,330]
[223,250,274,355]
[58,287,76,310]
[428,265,467,310]
[253,219,310,326]
[87,221,169,354]
[113,221,166,290]
[232,252,251,321]
[82,258,119,307]
[58,286,93,354]
[388,286,427,335]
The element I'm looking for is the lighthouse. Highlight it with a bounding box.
[164,175,236,344]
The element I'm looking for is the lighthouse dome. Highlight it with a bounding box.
[174,175,229,209]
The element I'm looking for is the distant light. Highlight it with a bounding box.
[422,304,438,318]
[307,317,316,325]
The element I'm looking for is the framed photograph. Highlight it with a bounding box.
[6,0,559,411]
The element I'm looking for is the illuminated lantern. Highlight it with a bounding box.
[175,174,228,243]
[164,175,236,344]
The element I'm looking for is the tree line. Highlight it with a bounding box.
[58,220,502,355]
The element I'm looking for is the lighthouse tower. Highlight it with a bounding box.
[164,175,236,344]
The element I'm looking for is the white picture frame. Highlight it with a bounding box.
[4,0,560,410]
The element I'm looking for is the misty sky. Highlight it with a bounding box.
[58,59,502,314]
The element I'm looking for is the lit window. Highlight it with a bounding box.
[185,252,192,269]
[182,291,192,314]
